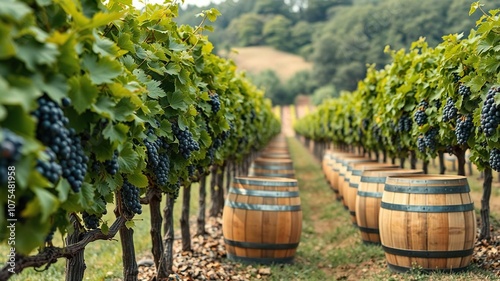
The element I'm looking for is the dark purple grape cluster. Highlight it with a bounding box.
[371,124,382,142]
[424,127,439,152]
[434,99,442,109]
[208,93,221,113]
[36,148,62,184]
[82,211,100,229]
[0,129,24,183]
[455,114,474,145]
[414,101,428,126]
[458,84,471,98]
[33,96,88,192]
[442,97,458,122]
[397,114,412,132]
[417,135,426,153]
[490,148,500,172]
[453,73,461,83]
[104,151,119,175]
[172,123,200,159]
[480,86,500,137]
[121,179,142,215]
[144,127,170,186]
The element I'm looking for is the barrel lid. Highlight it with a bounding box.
[234,176,297,186]
[385,174,468,185]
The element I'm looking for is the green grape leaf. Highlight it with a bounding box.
[101,221,109,235]
[0,0,31,21]
[16,218,48,255]
[32,188,60,222]
[167,90,188,111]
[55,180,71,202]
[33,73,69,102]
[1,105,37,139]
[0,24,15,59]
[93,95,116,119]
[117,33,134,52]
[127,172,148,188]
[0,77,41,112]
[169,38,187,52]
[82,54,123,85]
[93,29,121,57]
[145,79,166,99]
[68,75,99,114]
[103,123,129,143]
[166,63,181,75]
[118,142,141,173]
[206,8,221,22]
[16,38,59,71]
[114,98,137,122]
[125,220,135,229]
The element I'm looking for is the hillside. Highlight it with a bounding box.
[222,46,313,81]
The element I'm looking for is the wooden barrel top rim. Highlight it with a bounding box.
[229,187,299,197]
[384,184,470,194]
[380,202,474,213]
[234,177,297,185]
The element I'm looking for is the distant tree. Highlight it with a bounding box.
[290,21,314,51]
[302,0,352,22]
[249,70,291,105]
[285,70,316,97]
[226,13,265,46]
[254,0,291,17]
[311,85,338,105]
[263,15,293,51]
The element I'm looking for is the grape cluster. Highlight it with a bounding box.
[416,127,438,153]
[480,86,500,137]
[0,129,24,183]
[490,148,500,172]
[414,101,428,126]
[417,135,426,153]
[458,84,471,98]
[442,97,458,122]
[104,151,119,175]
[452,73,461,83]
[434,99,442,109]
[144,128,170,186]
[121,179,142,215]
[188,165,196,177]
[82,211,100,229]
[172,123,200,159]
[208,93,221,113]
[33,96,88,192]
[397,114,412,132]
[424,127,439,152]
[36,148,62,184]
[455,114,474,145]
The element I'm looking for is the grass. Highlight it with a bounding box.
[2,137,500,280]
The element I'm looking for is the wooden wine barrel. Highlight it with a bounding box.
[250,158,295,178]
[330,154,364,200]
[338,157,376,208]
[344,163,399,225]
[259,148,291,160]
[379,175,476,272]
[355,169,423,244]
[222,177,302,264]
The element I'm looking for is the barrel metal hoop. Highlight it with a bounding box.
[349,182,359,188]
[229,188,299,198]
[382,245,474,258]
[360,176,386,183]
[352,170,363,176]
[387,178,468,185]
[384,184,470,194]
[234,178,297,187]
[253,164,293,170]
[339,173,345,177]
[380,202,474,212]
[387,263,470,273]
[226,201,301,211]
[349,211,356,216]
[357,191,383,198]
[358,226,379,234]
[224,239,299,250]
[226,253,294,264]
